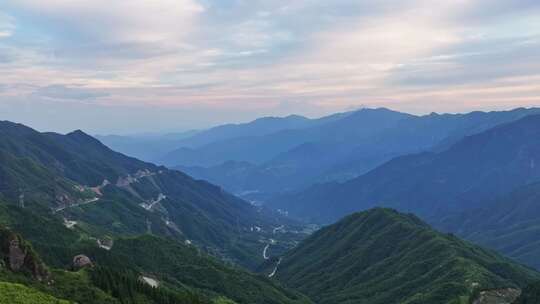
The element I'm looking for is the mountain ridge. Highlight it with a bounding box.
[269,113,540,224]
[167,107,540,201]
[269,208,540,304]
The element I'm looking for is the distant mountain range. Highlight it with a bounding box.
[269,113,540,224]
[133,107,540,200]
[265,208,539,304]
[168,114,332,149]
[96,112,347,163]
[161,109,398,166]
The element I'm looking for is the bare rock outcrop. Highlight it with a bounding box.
[0,227,49,281]
[8,239,25,271]
[72,254,93,269]
[473,288,521,304]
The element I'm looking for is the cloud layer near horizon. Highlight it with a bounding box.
[1,0,539,133]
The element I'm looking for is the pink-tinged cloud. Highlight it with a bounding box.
[0,0,539,133]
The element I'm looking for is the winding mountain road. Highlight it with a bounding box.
[54,197,100,213]
[140,193,166,211]
[263,244,270,260]
[268,258,282,278]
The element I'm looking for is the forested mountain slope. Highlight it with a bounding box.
[269,209,540,304]
[0,120,313,303]
[0,225,311,304]
[0,121,306,269]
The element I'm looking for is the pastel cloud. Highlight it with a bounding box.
[10,0,204,42]
[0,0,539,133]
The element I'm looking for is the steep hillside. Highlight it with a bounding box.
[168,107,540,198]
[0,121,307,269]
[0,225,122,304]
[270,114,540,224]
[437,182,540,270]
[0,225,50,281]
[270,209,539,304]
[84,234,312,304]
[0,282,71,304]
[0,225,311,304]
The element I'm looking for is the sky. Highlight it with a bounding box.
[1,0,540,134]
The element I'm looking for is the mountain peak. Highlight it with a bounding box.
[67,129,91,138]
[66,129,107,147]
[344,207,406,222]
[355,107,409,115]
[346,107,413,120]
[251,114,308,124]
[328,207,430,238]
